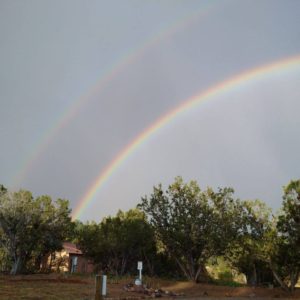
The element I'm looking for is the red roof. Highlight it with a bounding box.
[62,242,83,255]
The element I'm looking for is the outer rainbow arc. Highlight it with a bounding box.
[72,54,300,220]
[12,3,215,188]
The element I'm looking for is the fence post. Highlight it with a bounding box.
[102,275,107,296]
[95,274,107,300]
[95,275,101,300]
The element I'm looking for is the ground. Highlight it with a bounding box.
[0,274,299,300]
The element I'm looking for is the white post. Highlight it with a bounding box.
[137,261,143,284]
[102,275,107,296]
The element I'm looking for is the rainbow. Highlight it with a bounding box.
[12,2,215,188]
[72,54,300,220]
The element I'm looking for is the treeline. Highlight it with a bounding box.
[0,185,72,275]
[0,178,299,292]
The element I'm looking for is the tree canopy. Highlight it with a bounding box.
[0,189,72,274]
[271,180,300,291]
[76,209,157,276]
[1,177,299,293]
[138,177,241,282]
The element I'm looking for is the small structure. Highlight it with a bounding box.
[42,242,94,273]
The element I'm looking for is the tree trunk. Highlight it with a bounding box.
[10,256,23,275]
[174,256,190,279]
[269,262,289,292]
[246,264,258,286]
[290,269,299,292]
[35,255,42,271]
[188,256,195,280]
[120,256,127,276]
[143,250,155,276]
[195,264,210,283]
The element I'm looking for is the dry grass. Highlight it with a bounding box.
[0,273,94,300]
[0,273,299,300]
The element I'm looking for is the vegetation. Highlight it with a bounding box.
[138,177,241,282]
[74,209,158,276]
[224,199,274,286]
[270,180,300,292]
[0,188,72,275]
[0,178,299,293]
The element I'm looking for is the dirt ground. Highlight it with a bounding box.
[0,274,299,300]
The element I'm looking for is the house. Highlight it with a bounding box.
[43,242,94,273]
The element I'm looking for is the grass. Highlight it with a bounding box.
[0,273,299,299]
[0,274,95,300]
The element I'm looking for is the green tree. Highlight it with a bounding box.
[0,189,72,274]
[138,177,240,282]
[77,209,157,276]
[0,185,8,271]
[32,196,73,271]
[0,184,7,195]
[112,209,157,276]
[271,180,300,292]
[225,200,274,286]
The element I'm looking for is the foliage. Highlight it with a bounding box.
[0,184,7,195]
[0,189,72,274]
[225,199,274,286]
[1,177,299,292]
[270,180,300,291]
[138,177,241,282]
[76,209,158,276]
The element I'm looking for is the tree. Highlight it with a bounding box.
[0,185,8,271]
[32,196,73,271]
[138,177,240,282]
[271,180,300,292]
[0,189,72,274]
[77,209,157,276]
[225,200,274,286]
[111,209,157,276]
[73,220,100,267]
[0,184,7,195]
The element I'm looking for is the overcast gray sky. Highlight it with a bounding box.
[1,0,300,221]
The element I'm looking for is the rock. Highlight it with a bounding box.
[123,281,181,298]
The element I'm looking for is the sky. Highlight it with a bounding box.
[1,0,300,221]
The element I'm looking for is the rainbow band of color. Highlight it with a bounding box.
[12,2,215,187]
[73,54,300,219]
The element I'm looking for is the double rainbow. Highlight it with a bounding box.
[72,54,300,219]
[12,2,215,187]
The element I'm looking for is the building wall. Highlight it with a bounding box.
[69,254,94,273]
[41,244,95,273]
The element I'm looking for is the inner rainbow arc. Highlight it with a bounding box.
[72,54,300,220]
